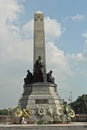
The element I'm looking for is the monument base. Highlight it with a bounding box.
[19,82,63,122]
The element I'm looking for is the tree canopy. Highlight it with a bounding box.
[70,94,87,114]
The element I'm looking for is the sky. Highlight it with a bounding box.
[0,0,87,109]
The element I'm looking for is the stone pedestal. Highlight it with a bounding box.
[19,83,63,121]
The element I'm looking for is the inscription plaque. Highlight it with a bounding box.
[35,99,48,104]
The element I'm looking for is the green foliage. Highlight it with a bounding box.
[37,119,47,124]
[70,94,87,114]
[0,108,12,115]
[0,109,8,115]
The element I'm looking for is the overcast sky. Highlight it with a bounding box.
[0,0,87,109]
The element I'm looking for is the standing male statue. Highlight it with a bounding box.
[33,56,46,82]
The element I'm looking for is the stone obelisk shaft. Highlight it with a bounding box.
[34,11,46,66]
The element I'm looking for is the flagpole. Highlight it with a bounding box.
[68,91,72,104]
[71,91,72,103]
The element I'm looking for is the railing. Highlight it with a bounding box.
[0,115,11,124]
[74,114,87,122]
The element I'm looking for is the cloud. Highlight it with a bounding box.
[82,31,87,39]
[45,17,63,41]
[64,14,85,22]
[0,0,26,61]
[0,0,23,23]
[81,31,87,60]
[65,31,87,63]
[46,42,73,81]
[65,30,87,79]
[70,53,87,62]
[0,0,25,108]
[71,14,85,21]
[22,19,34,39]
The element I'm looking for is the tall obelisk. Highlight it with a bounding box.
[34,11,46,69]
[19,11,64,122]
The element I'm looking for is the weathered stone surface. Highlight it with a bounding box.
[19,82,63,121]
[34,11,46,65]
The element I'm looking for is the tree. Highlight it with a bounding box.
[0,109,8,115]
[0,108,12,115]
[70,94,87,114]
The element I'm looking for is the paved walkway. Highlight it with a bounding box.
[0,122,87,126]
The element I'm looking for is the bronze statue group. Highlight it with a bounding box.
[24,56,55,85]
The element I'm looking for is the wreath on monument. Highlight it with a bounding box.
[22,108,32,118]
[37,106,46,116]
[14,107,32,118]
[15,108,22,117]
[68,109,75,118]
[65,105,75,118]
[57,107,63,116]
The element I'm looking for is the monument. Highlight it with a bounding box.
[19,11,64,122]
